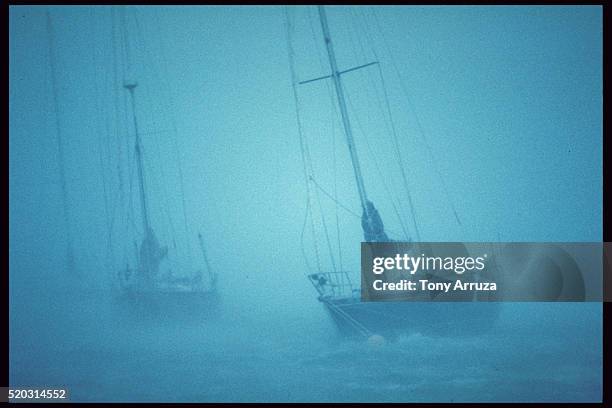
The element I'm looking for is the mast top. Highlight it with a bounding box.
[123,81,138,91]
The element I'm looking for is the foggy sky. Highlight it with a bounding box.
[9,5,602,300]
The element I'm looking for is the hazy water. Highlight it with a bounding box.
[9,284,601,402]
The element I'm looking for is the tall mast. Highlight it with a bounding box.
[124,83,151,236]
[317,6,370,217]
[46,11,75,274]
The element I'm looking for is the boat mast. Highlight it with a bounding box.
[317,6,371,218]
[46,11,75,274]
[124,83,151,237]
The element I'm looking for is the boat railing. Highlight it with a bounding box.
[308,271,358,299]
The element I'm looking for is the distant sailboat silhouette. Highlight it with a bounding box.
[110,8,217,318]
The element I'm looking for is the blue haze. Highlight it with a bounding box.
[9,5,602,402]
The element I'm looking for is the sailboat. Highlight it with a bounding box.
[286,6,501,339]
[109,9,217,318]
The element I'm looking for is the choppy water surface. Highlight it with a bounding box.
[10,287,602,403]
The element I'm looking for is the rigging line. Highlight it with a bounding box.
[100,12,116,270]
[312,168,338,273]
[130,12,178,255]
[342,83,411,241]
[123,90,134,232]
[349,9,417,241]
[315,8,344,273]
[99,28,116,225]
[122,80,139,244]
[133,9,191,260]
[349,10,399,164]
[302,127,337,273]
[309,176,359,219]
[137,124,176,251]
[331,82,343,273]
[124,146,139,249]
[100,13,114,177]
[312,174,418,242]
[285,6,322,274]
[118,128,136,264]
[308,6,349,269]
[121,9,154,250]
[376,63,421,242]
[118,10,133,234]
[101,32,118,284]
[348,9,383,105]
[46,11,75,274]
[307,7,331,88]
[119,6,133,79]
[308,6,342,125]
[122,105,136,247]
[299,199,316,276]
[146,125,178,251]
[345,9,370,75]
[327,16,344,276]
[302,138,323,272]
[342,9,411,241]
[308,7,343,136]
[295,109,336,273]
[133,10,193,260]
[369,8,462,227]
[118,7,130,101]
[307,5,345,178]
[151,7,192,248]
[107,194,120,270]
[126,56,176,250]
[132,128,176,247]
[90,8,113,270]
[300,52,338,271]
[307,6,344,164]
[350,8,376,66]
[301,7,339,274]
[138,129,174,136]
[110,7,125,218]
[130,153,140,237]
